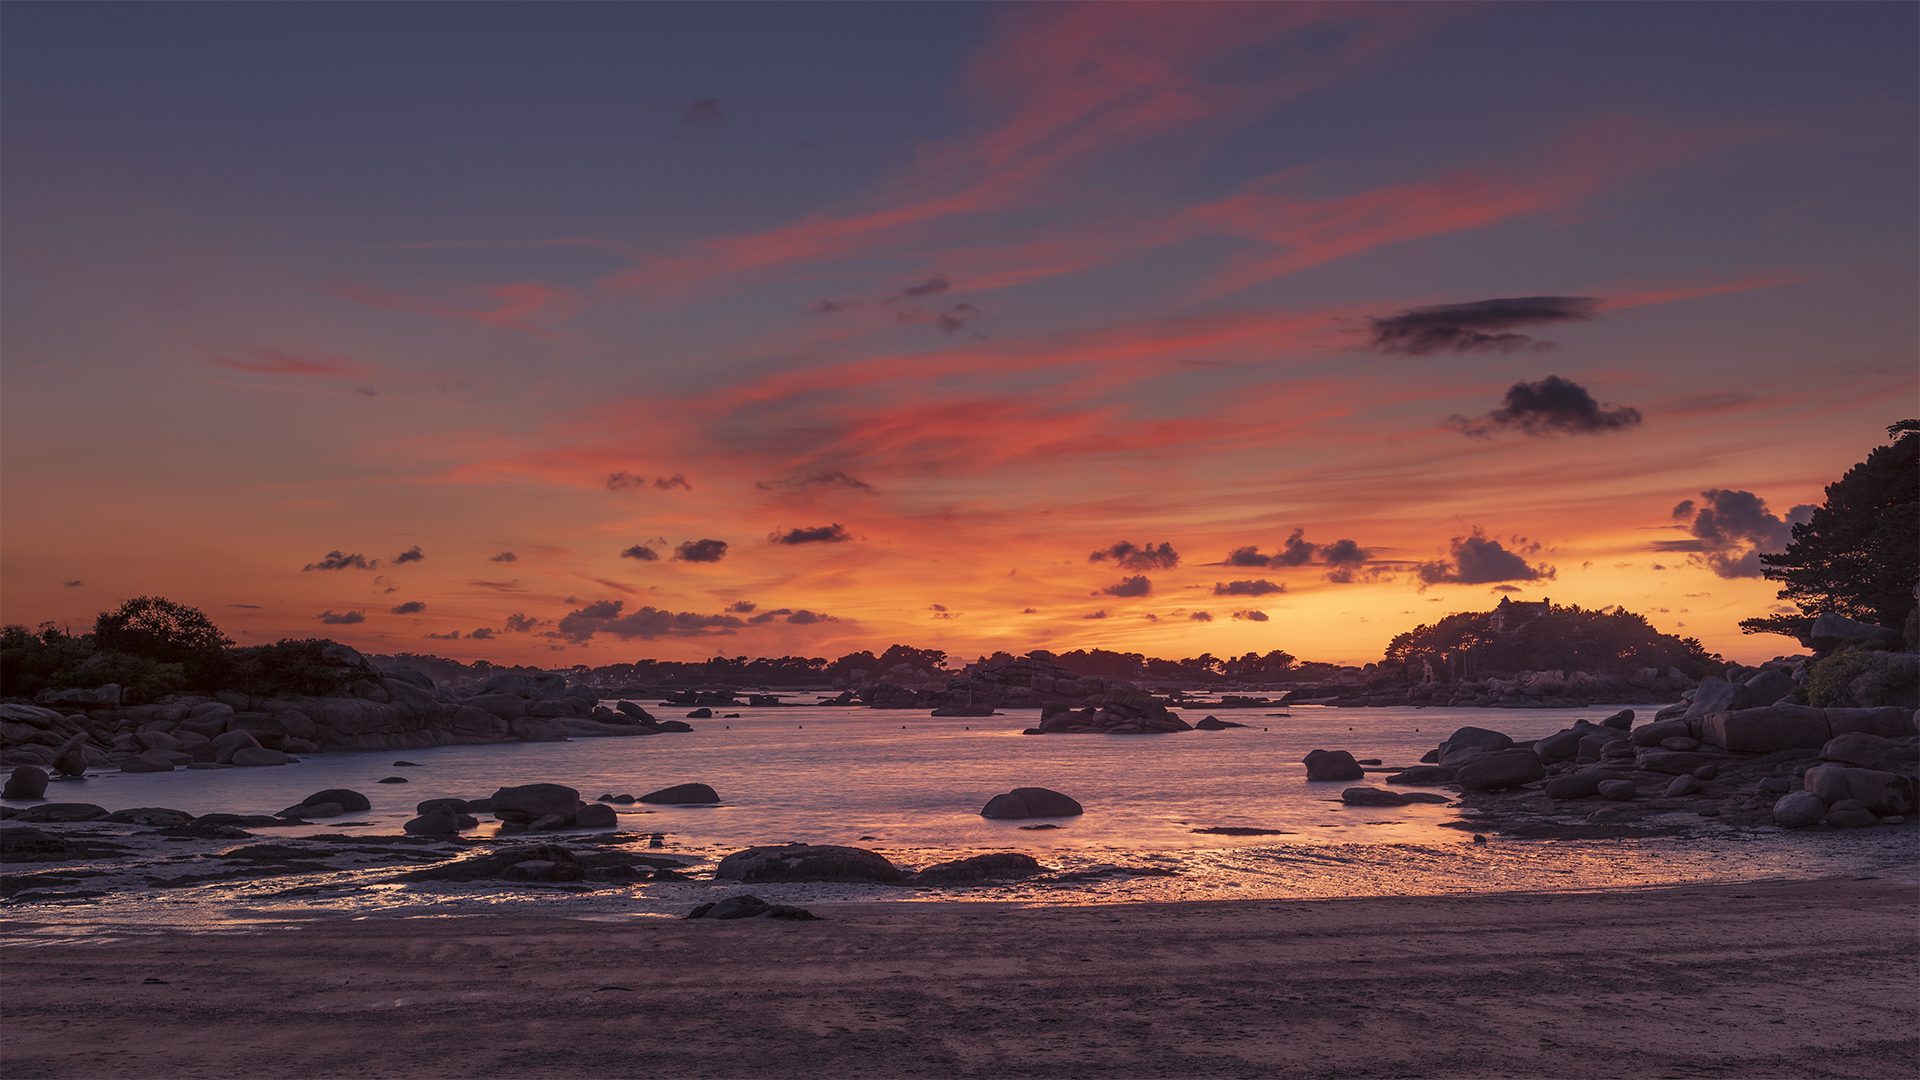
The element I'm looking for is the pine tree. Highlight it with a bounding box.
[1740,423,1919,638]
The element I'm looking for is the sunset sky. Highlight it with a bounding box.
[4,3,1914,668]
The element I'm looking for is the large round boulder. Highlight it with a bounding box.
[1802,764,1916,817]
[300,789,372,812]
[1454,749,1546,791]
[1819,732,1920,774]
[638,783,720,804]
[913,853,1044,886]
[979,787,1083,819]
[1442,726,1514,753]
[490,783,580,823]
[1302,750,1365,782]
[3,766,49,800]
[716,843,903,883]
[1772,790,1828,828]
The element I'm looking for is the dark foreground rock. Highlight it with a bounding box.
[716,844,904,884]
[911,853,1045,886]
[1302,749,1364,781]
[4,766,49,800]
[1339,788,1449,807]
[638,783,720,804]
[980,787,1083,819]
[686,895,821,920]
[1454,750,1546,791]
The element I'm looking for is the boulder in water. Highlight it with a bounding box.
[716,843,903,883]
[638,783,720,805]
[1302,749,1364,781]
[979,787,1083,819]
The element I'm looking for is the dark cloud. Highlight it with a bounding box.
[1445,376,1642,437]
[1320,538,1376,583]
[1214,580,1284,596]
[1189,611,1213,622]
[725,601,757,614]
[555,599,745,643]
[900,277,950,297]
[356,386,377,397]
[490,552,518,563]
[317,610,365,625]
[425,630,460,640]
[1367,296,1600,355]
[1083,610,1109,619]
[1275,530,1317,566]
[1101,575,1152,598]
[673,538,729,563]
[304,551,375,571]
[503,614,542,633]
[756,470,876,494]
[468,627,495,640]
[1414,531,1555,586]
[1666,489,1795,578]
[932,604,958,620]
[1491,585,1523,593]
[813,299,860,314]
[786,609,835,625]
[683,98,725,124]
[1232,610,1270,622]
[390,601,426,615]
[469,580,523,591]
[1322,539,1371,567]
[621,544,661,561]
[1223,529,1324,568]
[1225,546,1273,568]
[229,604,262,609]
[747,608,791,624]
[1089,541,1180,571]
[608,472,693,492]
[772,524,851,545]
[61,580,82,588]
[393,546,425,564]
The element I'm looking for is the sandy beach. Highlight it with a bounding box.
[4,874,1915,1079]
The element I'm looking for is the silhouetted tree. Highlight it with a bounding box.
[1741,422,1919,640]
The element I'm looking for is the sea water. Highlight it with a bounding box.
[7,702,1915,929]
[30,703,1587,849]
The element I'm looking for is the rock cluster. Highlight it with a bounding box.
[0,648,696,772]
[1340,710,1919,833]
[484,782,621,834]
[1029,687,1191,734]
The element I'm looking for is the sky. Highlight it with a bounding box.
[3,2,1915,668]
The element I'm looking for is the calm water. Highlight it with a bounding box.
[28,704,1590,850]
[6,703,1917,933]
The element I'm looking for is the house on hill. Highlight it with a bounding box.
[1488,596,1550,632]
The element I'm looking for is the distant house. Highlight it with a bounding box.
[1488,595,1550,632]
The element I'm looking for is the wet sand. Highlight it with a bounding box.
[3,875,1916,1079]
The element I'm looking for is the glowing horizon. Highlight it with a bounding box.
[3,4,1914,668]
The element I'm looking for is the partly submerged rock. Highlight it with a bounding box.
[980,787,1083,819]
[1302,749,1364,782]
[715,844,903,884]
[686,894,821,920]
[638,783,720,805]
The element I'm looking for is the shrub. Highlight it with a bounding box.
[68,652,189,704]
[1805,649,1920,708]
[228,639,362,699]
